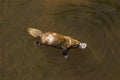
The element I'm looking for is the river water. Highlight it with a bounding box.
[0,0,120,80]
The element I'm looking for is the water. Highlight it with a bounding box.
[0,0,120,80]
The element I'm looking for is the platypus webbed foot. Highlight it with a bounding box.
[35,41,41,46]
[63,50,69,59]
[64,55,69,59]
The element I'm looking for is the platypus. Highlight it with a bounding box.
[27,28,87,58]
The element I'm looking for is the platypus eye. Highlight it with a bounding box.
[72,45,77,48]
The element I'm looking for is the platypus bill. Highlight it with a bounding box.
[27,28,87,59]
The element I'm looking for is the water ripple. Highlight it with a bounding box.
[51,0,120,75]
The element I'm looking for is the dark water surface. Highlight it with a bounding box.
[0,0,120,80]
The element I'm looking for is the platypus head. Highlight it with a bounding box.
[78,42,87,49]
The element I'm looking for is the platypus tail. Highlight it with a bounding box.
[27,28,44,38]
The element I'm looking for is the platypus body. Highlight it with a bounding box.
[27,28,87,58]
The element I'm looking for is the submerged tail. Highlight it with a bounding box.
[27,28,44,38]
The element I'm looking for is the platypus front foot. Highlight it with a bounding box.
[35,41,41,46]
[64,55,69,59]
[63,50,69,59]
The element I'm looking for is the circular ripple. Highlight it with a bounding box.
[50,0,120,75]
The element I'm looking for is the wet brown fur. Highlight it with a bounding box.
[27,28,80,50]
[41,32,80,50]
